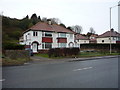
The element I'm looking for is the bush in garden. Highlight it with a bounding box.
[48,47,80,57]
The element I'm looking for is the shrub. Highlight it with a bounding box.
[3,42,25,50]
[48,48,80,57]
[80,44,120,53]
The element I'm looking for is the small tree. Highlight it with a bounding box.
[38,16,41,21]
[89,27,95,34]
[31,13,39,25]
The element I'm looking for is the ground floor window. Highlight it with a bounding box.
[58,43,66,48]
[42,43,52,49]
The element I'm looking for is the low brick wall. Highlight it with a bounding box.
[5,50,30,60]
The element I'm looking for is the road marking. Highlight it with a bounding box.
[73,67,93,71]
[0,79,5,82]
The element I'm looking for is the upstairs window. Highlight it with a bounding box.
[59,33,66,38]
[70,34,73,39]
[42,32,52,37]
[33,31,38,36]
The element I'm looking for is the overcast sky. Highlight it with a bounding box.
[0,0,119,34]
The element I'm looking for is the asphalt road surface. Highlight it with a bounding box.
[2,57,119,88]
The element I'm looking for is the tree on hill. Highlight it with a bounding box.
[50,18,61,24]
[31,13,40,25]
[25,15,29,19]
[38,16,41,21]
[67,26,73,31]
[59,23,66,28]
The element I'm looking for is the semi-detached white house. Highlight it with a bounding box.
[20,21,79,53]
[97,29,120,44]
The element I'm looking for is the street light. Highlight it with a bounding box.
[109,4,120,54]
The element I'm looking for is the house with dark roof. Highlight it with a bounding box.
[96,29,120,44]
[20,21,79,53]
[75,34,89,44]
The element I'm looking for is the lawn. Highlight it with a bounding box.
[35,53,64,59]
[78,52,120,58]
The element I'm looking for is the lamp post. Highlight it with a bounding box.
[109,4,120,54]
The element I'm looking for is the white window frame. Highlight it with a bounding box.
[42,43,52,49]
[33,31,38,36]
[58,43,66,48]
[59,33,66,38]
[42,32,52,37]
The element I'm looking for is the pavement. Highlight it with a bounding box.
[30,55,120,64]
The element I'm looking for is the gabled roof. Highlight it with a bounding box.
[75,34,89,40]
[90,34,98,38]
[98,30,120,38]
[24,22,75,34]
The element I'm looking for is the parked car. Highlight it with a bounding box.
[25,48,34,56]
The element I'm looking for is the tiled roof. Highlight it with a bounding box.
[90,34,98,38]
[75,34,89,40]
[98,30,120,38]
[24,22,74,33]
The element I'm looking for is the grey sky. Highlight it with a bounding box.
[0,0,119,34]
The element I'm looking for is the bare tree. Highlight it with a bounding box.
[89,27,95,34]
[42,17,47,22]
[71,25,83,34]
[50,18,61,24]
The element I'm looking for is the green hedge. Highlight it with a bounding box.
[80,44,120,53]
[48,48,80,57]
[3,43,25,50]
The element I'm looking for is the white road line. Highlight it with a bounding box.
[73,67,93,71]
[83,67,93,70]
[0,79,5,82]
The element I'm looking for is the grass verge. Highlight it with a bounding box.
[2,57,31,66]
[35,52,120,59]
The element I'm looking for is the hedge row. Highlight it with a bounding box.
[48,48,80,57]
[3,43,25,50]
[80,44,120,53]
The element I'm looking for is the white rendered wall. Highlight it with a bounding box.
[96,37,117,44]
[52,32,58,48]
[66,33,75,47]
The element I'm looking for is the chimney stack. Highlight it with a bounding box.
[47,19,52,25]
[111,28,114,32]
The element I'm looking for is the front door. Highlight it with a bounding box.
[69,42,74,48]
[32,43,38,53]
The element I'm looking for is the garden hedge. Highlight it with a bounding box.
[48,47,80,57]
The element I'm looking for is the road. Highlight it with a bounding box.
[2,57,119,88]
